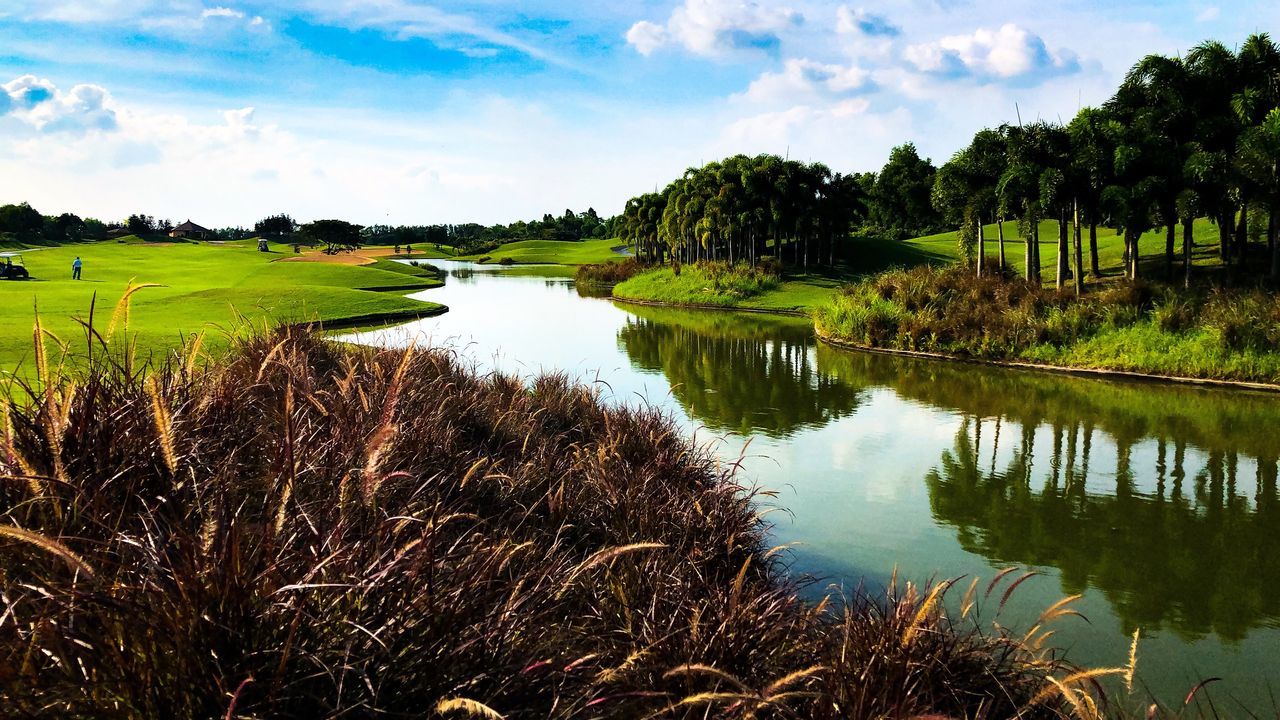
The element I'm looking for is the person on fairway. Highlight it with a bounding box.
[72,256,82,280]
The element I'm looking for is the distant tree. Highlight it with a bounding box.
[83,218,108,238]
[869,143,942,239]
[0,203,45,236]
[255,214,297,237]
[301,219,364,254]
[126,214,156,235]
[42,213,85,244]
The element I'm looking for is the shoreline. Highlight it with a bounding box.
[607,286,1280,394]
[814,327,1280,395]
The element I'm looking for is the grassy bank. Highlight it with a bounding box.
[815,264,1280,385]
[455,238,623,265]
[0,327,1106,717]
[0,239,443,372]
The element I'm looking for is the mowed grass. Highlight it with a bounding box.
[0,239,443,371]
[456,238,624,265]
[899,217,1226,278]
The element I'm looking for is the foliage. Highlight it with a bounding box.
[255,213,298,237]
[575,256,649,284]
[0,327,1082,718]
[870,142,943,240]
[301,219,364,254]
[617,154,866,269]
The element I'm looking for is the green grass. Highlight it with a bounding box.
[613,263,782,309]
[900,217,1225,278]
[455,238,624,265]
[0,239,443,372]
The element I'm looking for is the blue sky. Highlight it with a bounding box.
[1,0,1277,226]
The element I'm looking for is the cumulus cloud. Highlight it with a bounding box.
[904,24,1079,82]
[741,58,870,105]
[625,21,667,57]
[2,75,118,133]
[202,6,245,20]
[835,6,900,38]
[625,0,801,57]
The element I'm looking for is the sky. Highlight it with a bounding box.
[1,0,1277,227]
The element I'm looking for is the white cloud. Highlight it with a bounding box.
[2,75,118,133]
[904,24,1079,82]
[1196,6,1220,22]
[740,58,870,105]
[625,20,667,57]
[835,6,900,38]
[626,0,801,57]
[202,6,245,20]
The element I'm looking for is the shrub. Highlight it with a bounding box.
[575,257,648,284]
[499,256,515,265]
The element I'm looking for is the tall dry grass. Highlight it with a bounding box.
[0,323,1096,718]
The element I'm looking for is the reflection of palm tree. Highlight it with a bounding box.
[616,307,865,437]
[927,417,1280,642]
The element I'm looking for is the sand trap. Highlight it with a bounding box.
[276,252,376,266]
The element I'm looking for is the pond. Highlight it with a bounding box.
[340,259,1280,710]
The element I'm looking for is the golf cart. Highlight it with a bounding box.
[0,253,30,280]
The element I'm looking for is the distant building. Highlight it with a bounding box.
[170,220,212,239]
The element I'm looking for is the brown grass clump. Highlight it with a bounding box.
[575,256,649,285]
[0,327,1081,718]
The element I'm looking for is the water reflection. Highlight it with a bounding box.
[616,305,865,438]
[928,419,1280,643]
[813,348,1280,642]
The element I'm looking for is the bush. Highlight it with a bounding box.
[575,257,648,285]
[499,256,515,265]
[0,328,1077,718]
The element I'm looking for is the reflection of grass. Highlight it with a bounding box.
[815,342,1280,459]
[0,239,443,372]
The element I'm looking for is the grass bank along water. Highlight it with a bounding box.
[815,264,1280,386]
[0,327,1108,718]
[0,239,444,372]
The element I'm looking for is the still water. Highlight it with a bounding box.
[342,260,1280,710]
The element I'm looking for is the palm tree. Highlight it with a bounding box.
[1237,109,1280,280]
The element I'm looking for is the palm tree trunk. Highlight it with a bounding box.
[1183,217,1194,289]
[1073,200,1084,295]
[997,217,1006,271]
[1089,221,1100,277]
[1270,204,1279,282]
[1056,209,1069,290]
[1218,208,1233,262]
[1235,200,1248,266]
[1165,221,1176,280]
[1025,220,1034,283]
[1128,229,1140,281]
[977,214,985,277]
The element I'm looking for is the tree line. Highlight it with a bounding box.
[934,33,1280,289]
[616,155,868,268]
[619,32,1280,287]
[0,202,108,244]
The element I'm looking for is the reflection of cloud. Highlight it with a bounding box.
[905,24,1080,83]
[626,0,801,57]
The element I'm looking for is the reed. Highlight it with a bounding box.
[0,326,1097,718]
